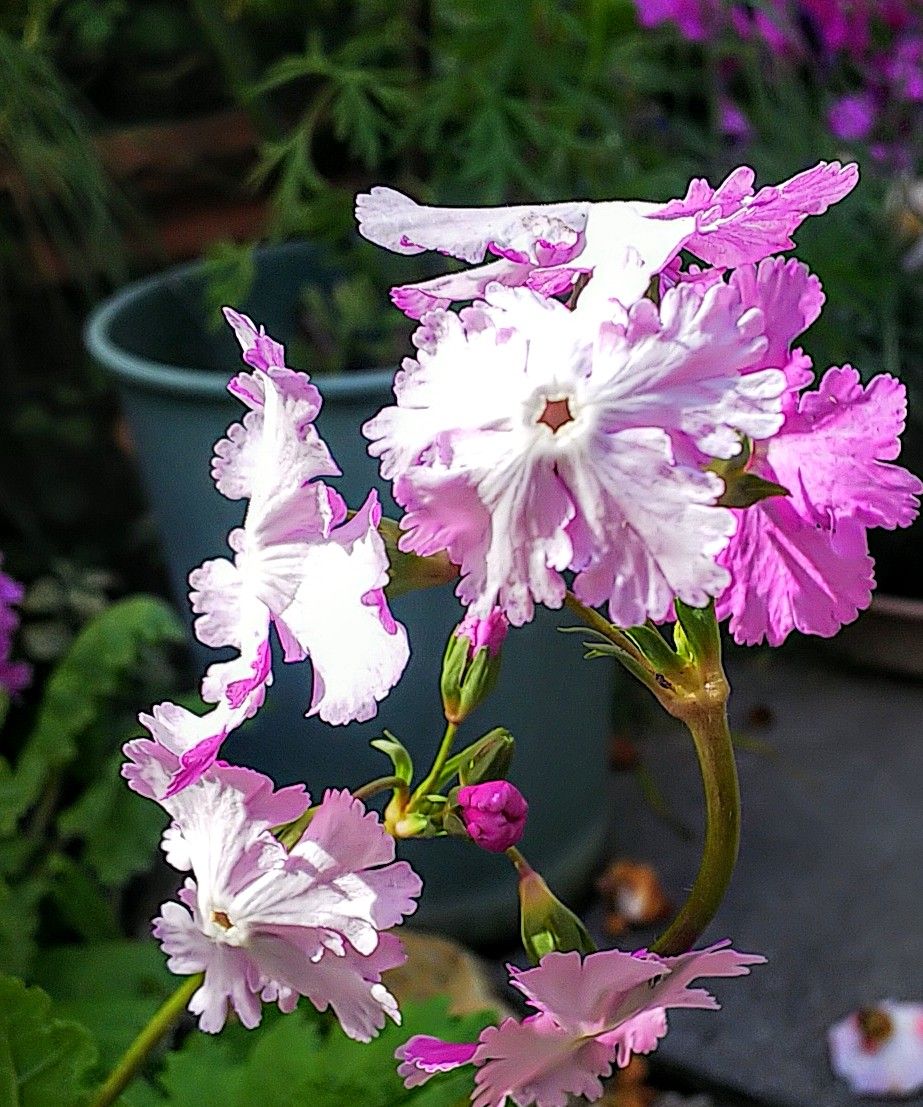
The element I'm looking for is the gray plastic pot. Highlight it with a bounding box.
[85,242,611,943]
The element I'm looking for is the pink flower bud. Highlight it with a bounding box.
[456,780,528,852]
[456,607,508,659]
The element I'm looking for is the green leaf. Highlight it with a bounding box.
[0,596,184,832]
[149,997,490,1107]
[32,942,177,1073]
[57,753,166,888]
[370,731,414,786]
[0,875,44,976]
[43,854,120,943]
[0,975,97,1106]
[235,998,490,1107]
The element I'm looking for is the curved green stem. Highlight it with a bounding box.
[352,775,407,802]
[651,695,740,956]
[90,974,202,1107]
[410,722,458,806]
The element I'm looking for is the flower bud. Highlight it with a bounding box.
[457,727,515,786]
[456,780,528,852]
[516,861,596,964]
[440,608,508,724]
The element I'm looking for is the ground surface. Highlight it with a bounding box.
[592,643,923,1107]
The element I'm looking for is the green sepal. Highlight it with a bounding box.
[369,731,413,786]
[452,727,515,787]
[709,438,788,508]
[378,516,457,599]
[517,867,597,965]
[623,623,685,681]
[673,599,722,670]
[717,472,789,508]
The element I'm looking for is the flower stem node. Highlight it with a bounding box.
[512,851,597,964]
[440,608,508,724]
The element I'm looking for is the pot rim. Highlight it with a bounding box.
[83,245,397,401]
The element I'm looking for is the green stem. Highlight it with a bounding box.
[651,693,740,956]
[410,722,458,806]
[352,775,407,803]
[90,974,202,1107]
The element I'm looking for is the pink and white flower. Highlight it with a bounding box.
[365,281,785,628]
[829,1001,923,1097]
[183,312,409,761]
[150,765,422,1039]
[355,162,857,317]
[715,259,922,645]
[396,941,765,1106]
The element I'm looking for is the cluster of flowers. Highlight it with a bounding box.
[120,157,920,1105]
[0,557,29,696]
[356,161,921,646]
[636,0,923,159]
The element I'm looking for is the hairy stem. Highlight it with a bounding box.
[651,693,740,956]
[90,974,202,1107]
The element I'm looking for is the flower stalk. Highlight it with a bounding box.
[566,593,741,955]
[90,974,203,1107]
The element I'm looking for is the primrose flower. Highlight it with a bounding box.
[0,558,30,696]
[151,768,422,1039]
[396,941,765,1106]
[122,697,270,800]
[365,281,784,628]
[355,162,857,317]
[829,1001,923,1097]
[714,259,922,645]
[182,311,409,770]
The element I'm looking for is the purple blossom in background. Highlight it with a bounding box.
[0,558,30,696]
[828,93,878,142]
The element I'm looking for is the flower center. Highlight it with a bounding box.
[538,396,574,433]
[212,909,233,930]
[856,1007,894,1052]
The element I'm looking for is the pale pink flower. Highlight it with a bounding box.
[151,770,422,1039]
[355,162,857,317]
[715,261,922,645]
[122,694,269,800]
[0,558,30,696]
[189,311,409,734]
[829,1001,923,1097]
[396,942,765,1106]
[365,281,784,628]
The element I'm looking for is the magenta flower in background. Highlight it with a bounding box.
[148,766,422,1038]
[365,280,784,628]
[396,941,765,1106]
[457,781,528,852]
[355,162,857,318]
[0,558,30,696]
[828,92,878,142]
